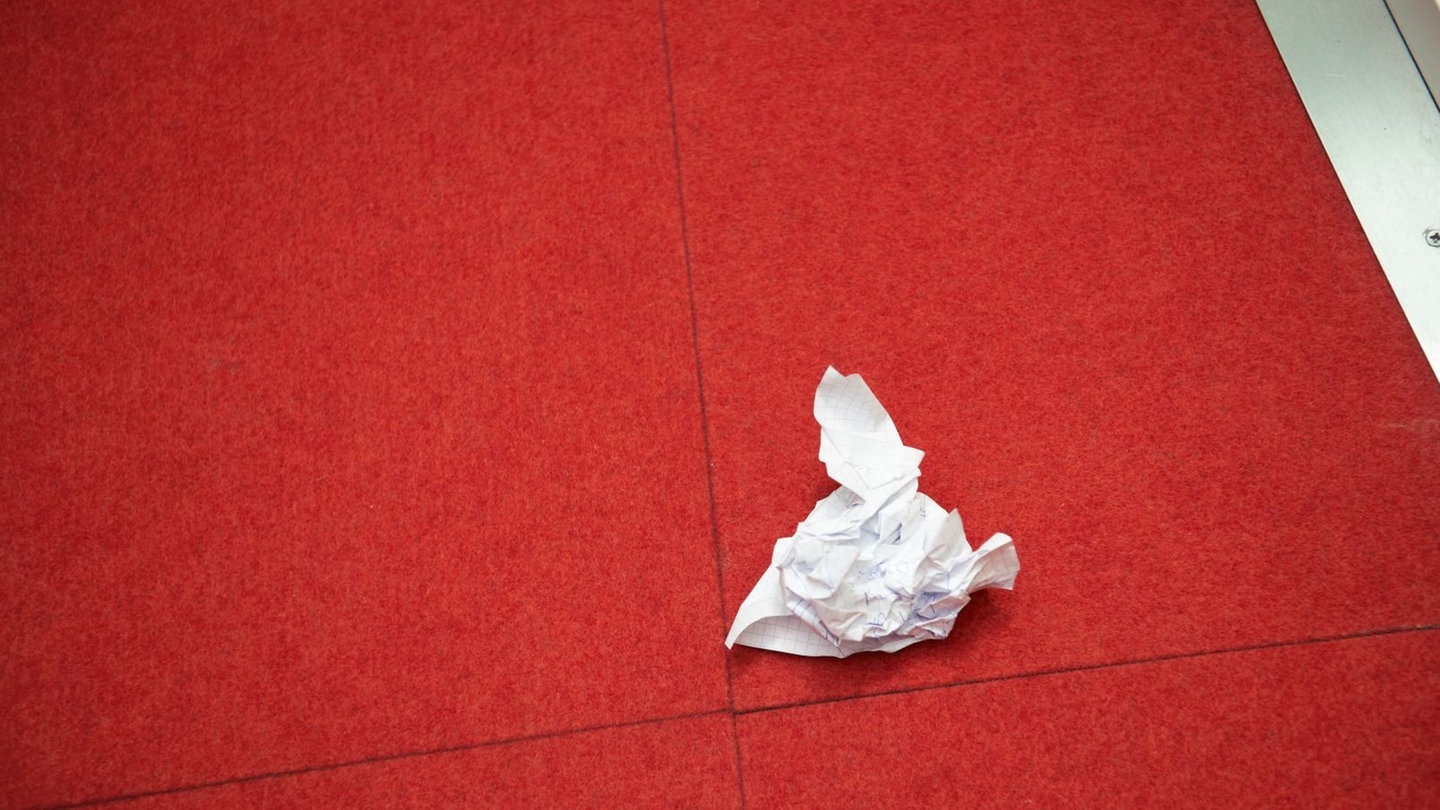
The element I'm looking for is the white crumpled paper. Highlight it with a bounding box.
[725,367,1019,657]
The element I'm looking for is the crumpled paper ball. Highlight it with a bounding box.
[726,367,1019,657]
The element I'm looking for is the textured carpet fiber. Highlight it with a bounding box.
[3,1,1436,807]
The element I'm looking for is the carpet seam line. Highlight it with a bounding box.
[44,709,733,809]
[656,1,748,808]
[46,625,1436,807]
[733,623,1440,716]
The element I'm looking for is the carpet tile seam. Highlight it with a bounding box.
[48,624,1437,808]
[734,624,1440,716]
[656,1,747,807]
[42,709,733,810]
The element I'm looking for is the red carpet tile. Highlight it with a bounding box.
[738,630,1440,807]
[109,714,739,809]
[1,1,727,806]
[665,0,1440,708]
[4,0,1439,806]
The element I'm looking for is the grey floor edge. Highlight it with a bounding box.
[1257,0,1440,383]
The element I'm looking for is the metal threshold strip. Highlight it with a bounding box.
[1257,0,1440,382]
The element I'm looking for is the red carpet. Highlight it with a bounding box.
[2,1,1436,807]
